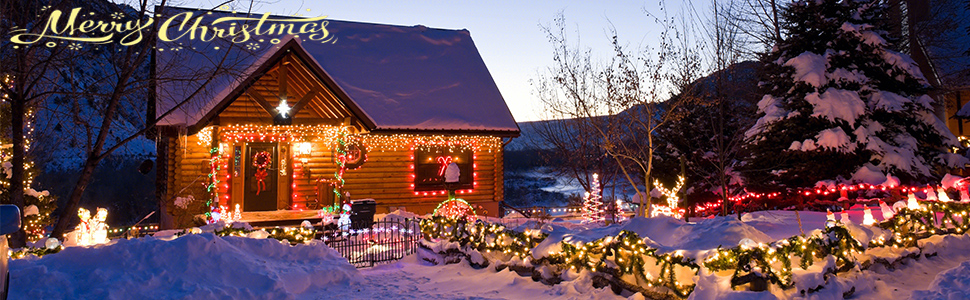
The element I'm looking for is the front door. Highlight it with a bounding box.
[244,143,278,211]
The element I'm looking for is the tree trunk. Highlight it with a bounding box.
[771,0,781,43]
[49,159,99,239]
[50,84,125,239]
[646,133,655,217]
[7,94,27,248]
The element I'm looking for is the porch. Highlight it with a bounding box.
[237,210,323,228]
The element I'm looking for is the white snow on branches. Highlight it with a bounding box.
[840,22,886,46]
[806,88,865,124]
[869,90,911,111]
[815,127,854,152]
[746,95,791,138]
[785,51,828,87]
[789,127,854,153]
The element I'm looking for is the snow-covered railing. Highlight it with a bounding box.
[420,201,970,299]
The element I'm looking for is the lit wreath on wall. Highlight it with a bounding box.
[340,143,367,170]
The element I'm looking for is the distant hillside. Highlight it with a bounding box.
[510,60,762,151]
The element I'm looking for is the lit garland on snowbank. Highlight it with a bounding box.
[422,198,970,297]
[419,216,699,297]
[176,223,317,244]
[9,245,62,259]
[704,225,863,289]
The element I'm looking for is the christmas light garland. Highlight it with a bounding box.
[421,197,970,297]
[205,147,221,222]
[420,216,699,297]
[349,134,502,153]
[9,245,62,259]
[175,223,317,244]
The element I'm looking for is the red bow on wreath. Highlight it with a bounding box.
[254,169,268,195]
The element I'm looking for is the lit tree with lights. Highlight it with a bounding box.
[582,173,605,224]
[0,74,56,242]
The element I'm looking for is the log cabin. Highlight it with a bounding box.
[152,10,519,228]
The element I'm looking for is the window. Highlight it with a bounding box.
[413,147,473,191]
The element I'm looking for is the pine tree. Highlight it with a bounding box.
[741,0,964,191]
[582,173,605,224]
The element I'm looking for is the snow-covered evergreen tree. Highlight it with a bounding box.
[742,0,965,190]
[582,173,605,223]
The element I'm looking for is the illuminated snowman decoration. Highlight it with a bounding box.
[76,208,92,245]
[74,207,110,246]
[338,202,352,231]
[92,208,109,244]
[444,162,460,183]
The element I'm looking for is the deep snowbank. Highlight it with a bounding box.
[10,233,361,300]
[911,260,970,300]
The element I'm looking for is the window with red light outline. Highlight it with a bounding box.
[410,147,477,196]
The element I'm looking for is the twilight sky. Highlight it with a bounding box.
[182,0,705,122]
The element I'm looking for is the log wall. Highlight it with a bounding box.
[164,130,506,221]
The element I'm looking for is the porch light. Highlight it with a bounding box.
[276,99,291,118]
[296,141,312,177]
[296,142,312,161]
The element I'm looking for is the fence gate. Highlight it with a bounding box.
[320,218,422,268]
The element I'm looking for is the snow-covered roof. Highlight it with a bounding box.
[154,7,518,135]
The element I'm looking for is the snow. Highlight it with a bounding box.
[805,88,865,124]
[942,174,965,189]
[869,90,911,111]
[784,52,828,87]
[10,234,361,299]
[840,22,886,47]
[14,208,970,299]
[155,8,518,133]
[747,95,789,138]
[318,256,628,300]
[813,127,853,152]
[828,67,868,85]
[880,50,927,83]
[912,259,970,299]
[849,163,885,184]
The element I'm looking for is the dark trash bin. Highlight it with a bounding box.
[351,199,376,229]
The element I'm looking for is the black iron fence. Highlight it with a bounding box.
[108,223,160,239]
[319,218,422,268]
[103,219,422,268]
